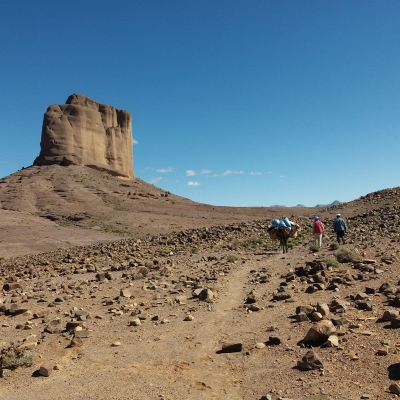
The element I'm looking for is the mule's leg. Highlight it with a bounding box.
[284,232,289,253]
[281,235,287,253]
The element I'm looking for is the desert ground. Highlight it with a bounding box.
[1,165,400,400]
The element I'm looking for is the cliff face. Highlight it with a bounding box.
[34,94,134,178]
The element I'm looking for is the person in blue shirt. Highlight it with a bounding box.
[333,214,347,244]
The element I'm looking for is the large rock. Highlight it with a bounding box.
[303,320,336,343]
[34,94,134,178]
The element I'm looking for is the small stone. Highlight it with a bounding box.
[39,363,53,377]
[360,331,373,336]
[129,318,141,327]
[304,320,336,343]
[198,289,214,302]
[296,305,314,315]
[184,315,195,321]
[2,369,12,378]
[356,300,373,311]
[19,341,37,350]
[305,285,318,294]
[74,310,89,321]
[316,303,330,316]
[111,341,121,347]
[120,289,132,298]
[268,336,281,345]
[73,330,90,339]
[217,343,242,353]
[69,337,83,348]
[330,316,348,326]
[389,383,400,394]
[355,292,369,301]
[255,343,266,349]
[382,309,399,321]
[311,312,323,322]
[273,292,291,301]
[3,282,24,291]
[325,335,339,347]
[377,347,389,355]
[390,315,400,327]
[365,287,375,295]
[296,312,309,322]
[297,350,323,370]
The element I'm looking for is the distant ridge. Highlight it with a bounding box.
[270,202,339,207]
[315,200,341,208]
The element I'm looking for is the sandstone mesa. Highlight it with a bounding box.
[34,94,134,179]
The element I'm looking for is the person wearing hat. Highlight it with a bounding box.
[312,216,324,247]
[333,214,347,244]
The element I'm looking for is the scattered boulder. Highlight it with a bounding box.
[38,363,53,377]
[198,288,214,302]
[297,350,323,370]
[216,343,242,354]
[389,383,400,395]
[303,320,336,344]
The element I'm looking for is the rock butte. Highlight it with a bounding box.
[34,94,134,178]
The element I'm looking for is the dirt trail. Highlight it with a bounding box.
[1,253,274,400]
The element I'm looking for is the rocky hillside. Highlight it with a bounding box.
[0,200,400,399]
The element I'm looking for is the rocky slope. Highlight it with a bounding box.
[0,188,400,399]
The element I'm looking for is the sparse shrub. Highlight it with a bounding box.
[325,256,339,268]
[230,239,241,250]
[243,235,263,249]
[227,254,238,263]
[309,244,320,253]
[329,243,340,251]
[1,348,34,369]
[335,248,362,263]
[191,247,198,254]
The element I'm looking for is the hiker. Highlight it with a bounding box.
[312,216,324,247]
[333,213,347,244]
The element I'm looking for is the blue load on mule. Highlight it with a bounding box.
[267,217,300,254]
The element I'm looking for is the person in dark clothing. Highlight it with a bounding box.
[333,214,347,244]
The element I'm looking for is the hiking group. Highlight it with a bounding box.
[268,213,348,253]
[312,213,347,248]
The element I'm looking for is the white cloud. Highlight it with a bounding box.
[186,169,196,176]
[156,167,174,173]
[223,170,244,176]
[149,177,162,184]
[279,175,286,178]
[249,171,262,175]
[133,139,138,145]
[213,170,244,177]
[187,181,201,186]
[200,170,211,174]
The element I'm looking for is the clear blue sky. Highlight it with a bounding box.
[1,1,400,207]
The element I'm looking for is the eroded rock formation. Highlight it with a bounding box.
[34,94,134,178]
